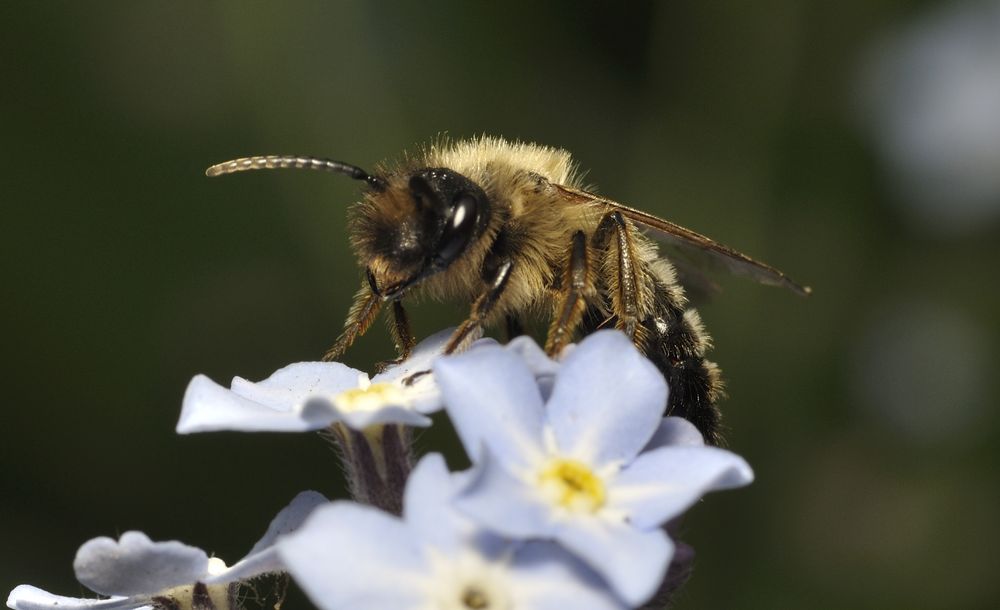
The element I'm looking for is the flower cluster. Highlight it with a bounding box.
[8,491,326,610]
[8,330,752,610]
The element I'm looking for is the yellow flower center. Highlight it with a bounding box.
[538,458,606,513]
[425,549,512,610]
[461,586,490,609]
[333,382,407,412]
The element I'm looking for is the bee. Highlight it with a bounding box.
[206,136,809,445]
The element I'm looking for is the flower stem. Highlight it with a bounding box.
[324,423,414,515]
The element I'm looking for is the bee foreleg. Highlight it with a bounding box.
[323,270,383,362]
[372,300,416,372]
[444,257,514,354]
[544,231,592,356]
[592,211,644,342]
[388,300,416,359]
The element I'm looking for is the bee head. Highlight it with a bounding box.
[352,167,491,299]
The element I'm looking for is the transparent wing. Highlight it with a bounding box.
[554,184,811,297]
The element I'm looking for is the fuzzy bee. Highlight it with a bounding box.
[206,137,809,445]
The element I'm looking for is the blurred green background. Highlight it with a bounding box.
[2,1,998,609]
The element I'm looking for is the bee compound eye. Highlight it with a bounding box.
[435,193,479,266]
[450,193,477,229]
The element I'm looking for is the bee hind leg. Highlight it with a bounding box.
[588,211,726,445]
[591,211,647,342]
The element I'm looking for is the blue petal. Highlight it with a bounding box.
[554,517,673,607]
[300,398,432,429]
[508,542,624,610]
[7,587,145,610]
[373,327,457,415]
[232,362,363,408]
[371,327,483,417]
[505,336,561,400]
[294,594,424,610]
[211,491,328,583]
[73,532,210,596]
[277,502,428,610]
[402,454,467,552]
[642,417,705,451]
[177,362,363,434]
[372,369,444,416]
[546,331,667,468]
[505,336,560,377]
[373,327,454,383]
[433,345,546,468]
[337,405,432,429]
[403,454,511,562]
[178,375,319,433]
[609,446,754,529]
[454,447,553,539]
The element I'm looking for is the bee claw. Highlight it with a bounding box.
[373,358,404,373]
[402,370,430,386]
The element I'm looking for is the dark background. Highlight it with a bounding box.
[2,2,998,609]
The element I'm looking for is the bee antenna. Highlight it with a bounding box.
[204,155,386,191]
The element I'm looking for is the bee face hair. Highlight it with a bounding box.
[351,167,492,299]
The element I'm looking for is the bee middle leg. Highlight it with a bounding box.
[444,257,514,354]
[544,231,593,355]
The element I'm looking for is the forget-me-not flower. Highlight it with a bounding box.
[177,328,454,434]
[277,453,624,610]
[8,491,327,610]
[433,330,754,606]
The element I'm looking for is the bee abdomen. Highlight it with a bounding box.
[579,301,724,445]
[640,305,724,446]
[649,346,724,446]
[642,270,725,445]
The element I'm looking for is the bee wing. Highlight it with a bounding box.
[555,185,812,297]
[665,255,726,305]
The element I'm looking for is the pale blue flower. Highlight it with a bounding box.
[7,492,327,610]
[277,454,624,610]
[177,328,454,433]
[499,335,562,398]
[433,330,754,607]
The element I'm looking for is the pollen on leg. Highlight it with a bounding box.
[538,458,606,513]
